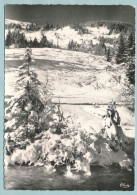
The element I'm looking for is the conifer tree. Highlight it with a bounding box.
[32,37,39,48]
[125,31,135,85]
[125,31,135,59]
[5,47,45,149]
[40,32,48,47]
[116,33,126,64]
[127,31,135,56]
[5,30,12,47]
[126,57,135,85]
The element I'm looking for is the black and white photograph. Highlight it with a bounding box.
[4,4,135,190]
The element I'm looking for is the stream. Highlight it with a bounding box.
[4,165,134,190]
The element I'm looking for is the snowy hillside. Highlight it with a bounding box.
[5,19,120,49]
[5,48,135,137]
[24,26,119,48]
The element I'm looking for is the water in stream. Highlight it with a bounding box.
[4,165,134,191]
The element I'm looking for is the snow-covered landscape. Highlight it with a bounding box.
[4,6,135,191]
[5,19,120,48]
[5,48,135,136]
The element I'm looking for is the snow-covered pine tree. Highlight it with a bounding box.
[124,31,135,85]
[126,56,135,85]
[123,31,135,63]
[120,31,135,85]
[116,33,126,64]
[127,31,135,56]
[5,47,45,149]
[120,31,135,104]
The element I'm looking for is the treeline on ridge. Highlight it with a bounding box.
[5,20,134,34]
[5,30,56,48]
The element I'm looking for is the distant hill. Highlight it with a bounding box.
[5,19,134,52]
[5,19,32,29]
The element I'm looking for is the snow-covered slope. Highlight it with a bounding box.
[5,19,120,49]
[5,47,135,138]
[25,25,119,49]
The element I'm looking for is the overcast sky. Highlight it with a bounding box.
[5,5,135,26]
